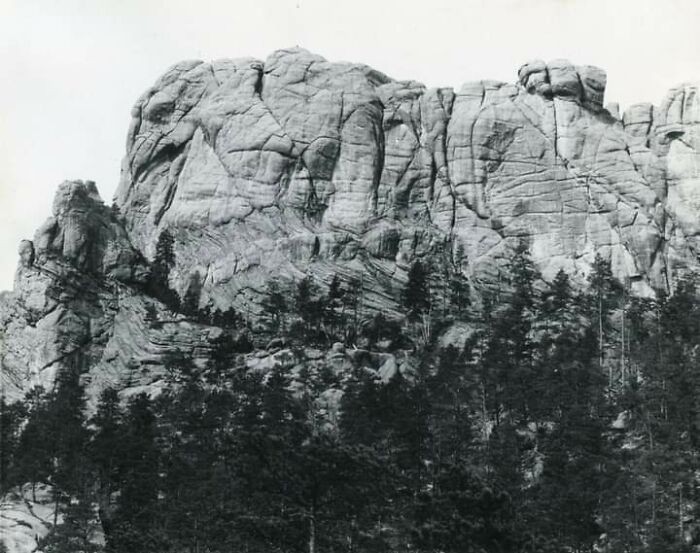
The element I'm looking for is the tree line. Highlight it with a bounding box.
[2,240,700,552]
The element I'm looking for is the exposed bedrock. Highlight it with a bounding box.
[3,49,700,398]
[115,49,699,307]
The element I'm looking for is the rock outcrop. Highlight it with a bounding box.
[0,180,220,402]
[114,49,700,305]
[2,48,700,400]
[0,485,62,552]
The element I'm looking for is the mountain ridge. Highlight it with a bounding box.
[1,47,700,400]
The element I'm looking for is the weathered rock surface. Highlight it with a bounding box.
[114,49,700,305]
[0,484,103,553]
[2,49,700,400]
[0,180,221,402]
[0,485,60,553]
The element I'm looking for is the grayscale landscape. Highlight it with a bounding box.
[2,4,700,552]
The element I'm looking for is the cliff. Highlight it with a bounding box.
[2,47,700,399]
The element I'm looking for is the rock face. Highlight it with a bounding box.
[2,48,700,399]
[0,485,62,552]
[0,180,221,402]
[115,49,700,305]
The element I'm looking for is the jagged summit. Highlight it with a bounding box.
[114,48,700,301]
[517,59,607,108]
[2,48,700,400]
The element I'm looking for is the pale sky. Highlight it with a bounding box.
[1,0,699,291]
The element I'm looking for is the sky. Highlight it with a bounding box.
[0,0,699,290]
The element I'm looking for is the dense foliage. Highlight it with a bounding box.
[3,245,700,552]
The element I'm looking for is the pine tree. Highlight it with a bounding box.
[427,346,474,463]
[42,498,100,553]
[294,277,323,341]
[153,229,175,275]
[159,375,222,553]
[323,274,345,340]
[379,370,431,513]
[362,313,403,350]
[0,396,25,492]
[534,355,609,550]
[148,228,179,309]
[342,275,363,345]
[262,280,288,336]
[340,368,386,447]
[15,386,52,500]
[89,388,124,538]
[525,265,613,551]
[511,239,536,308]
[449,270,471,319]
[413,345,524,553]
[210,305,239,328]
[483,240,539,424]
[587,253,623,387]
[181,270,203,316]
[402,260,431,320]
[49,359,90,501]
[535,268,582,422]
[162,350,196,385]
[413,463,519,553]
[109,393,163,553]
[544,269,572,319]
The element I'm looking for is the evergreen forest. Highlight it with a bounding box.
[3,240,700,553]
